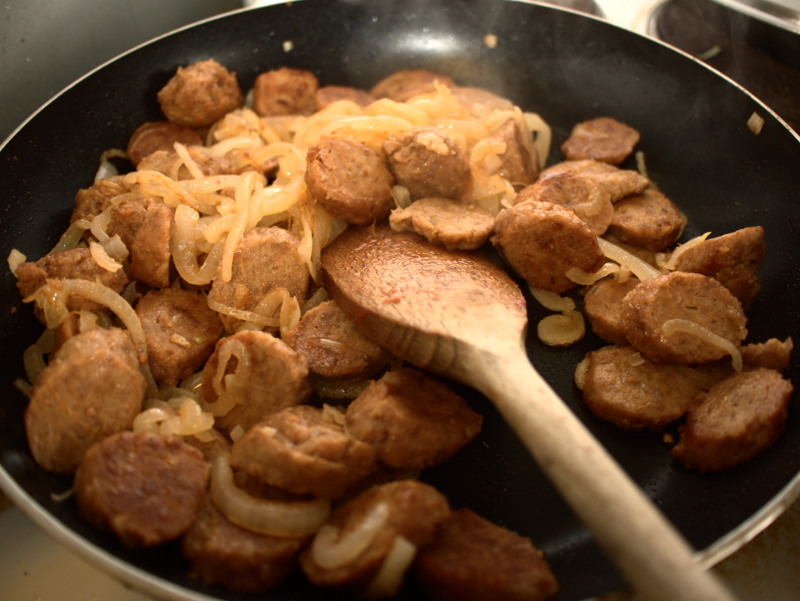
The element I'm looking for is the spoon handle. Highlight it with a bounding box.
[467,345,736,601]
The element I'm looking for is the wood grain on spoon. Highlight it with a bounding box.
[321,223,736,601]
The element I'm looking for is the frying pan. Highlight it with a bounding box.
[2,1,800,599]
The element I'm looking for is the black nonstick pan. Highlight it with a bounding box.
[2,1,800,600]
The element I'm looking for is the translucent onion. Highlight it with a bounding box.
[537,311,585,347]
[390,186,412,210]
[211,453,331,537]
[524,112,551,170]
[207,296,273,328]
[310,502,389,570]
[566,262,620,286]
[661,319,743,371]
[202,337,251,418]
[302,288,330,315]
[364,535,417,599]
[528,285,575,313]
[308,374,372,400]
[365,99,430,126]
[50,219,92,253]
[7,248,27,276]
[23,343,48,385]
[597,237,662,281]
[103,234,129,262]
[123,170,216,215]
[173,142,208,180]
[89,240,123,272]
[319,116,413,155]
[172,204,225,286]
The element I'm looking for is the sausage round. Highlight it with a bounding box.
[560,117,640,165]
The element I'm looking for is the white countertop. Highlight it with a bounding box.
[3,2,799,600]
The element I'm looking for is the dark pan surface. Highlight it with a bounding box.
[2,1,800,600]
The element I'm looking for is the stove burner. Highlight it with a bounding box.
[653,0,800,131]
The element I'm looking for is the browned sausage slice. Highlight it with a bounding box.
[181,495,307,592]
[71,178,129,225]
[539,159,649,202]
[583,276,640,345]
[492,201,605,293]
[136,288,223,385]
[415,507,559,601]
[345,368,483,469]
[582,346,704,431]
[299,480,451,593]
[209,226,309,332]
[370,69,455,103]
[129,202,173,288]
[127,121,203,167]
[671,368,793,471]
[560,117,640,165]
[74,431,209,547]
[673,226,765,309]
[607,188,684,251]
[252,67,319,116]
[202,330,311,435]
[157,59,243,128]
[281,299,391,380]
[230,405,377,500]
[388,197,494,250]
[491,119,538,187]
[741,337,793,372]
[24,328,146,473]
[383,127,473,202]
[514,171,614,236]
[305,134,395,224]
[619,272,748,364]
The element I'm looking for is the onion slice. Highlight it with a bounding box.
[528,285,575,313]
[364,535,417,599]
[311,501,389,570]
[597,237,661,281]
[566,262,620,286]
[210,453,331,538]
[537,311,585,347]
[661,318,743,371]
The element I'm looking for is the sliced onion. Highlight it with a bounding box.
[308,374,372,400]
[364,535,417,599]
[207,296,273,327]
[537,311,585,347]
[103,234,129,262]
[661,318,743,371]
[7,248,27,277]
[566,262,620,286]
[50,219,92,253]
[310,502,389,570]
[89,240,123,272]
[211,453,331,537]
[597,237,661,281]
[523,111,551,170]
[302,287,330,315]
[23,343,48,385]
[528,285,575,313]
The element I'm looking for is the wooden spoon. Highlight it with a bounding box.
[321,223,736,601]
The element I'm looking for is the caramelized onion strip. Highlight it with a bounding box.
[310,501,389,570]
[661,318,743,371]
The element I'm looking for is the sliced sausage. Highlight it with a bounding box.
[671,368,793,471]
[388,197,495,250]
[209,226,309,332]
[491,119,538,188]
[25,328,146,474]
[181,494,306,592]
[305,134,395,224]
[299,480,451,593]
[136,288,223,385]
[281,299,391,380]
[106,196,151,250]
[415,507,559,601]
[607,188,684,251]
[15,248,129,323]
[252,67,319,117]
[202,330,311,435]
[619,272,748,364]
[560,117,640,165]
[137,146,237,180]
[157,59,243,128]
[127,121,203,167]
[673,226,765,310]
[583,276,640,345]
[345,368,483,469]
[741,337,793,372]
[491,201,605,294]
[514,171,614,236]
[582,346,704,431]
[383,127,473,202]
[230,405,377,500]
[71,178,130,225]
[370,69,455,103]
[129,201,173,288]
[539,159,649,202]
[316,85,376,109]
[74,431,209,547]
